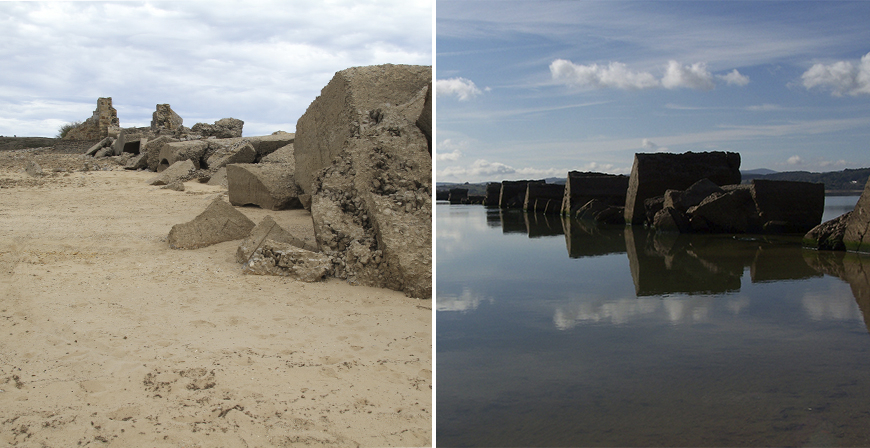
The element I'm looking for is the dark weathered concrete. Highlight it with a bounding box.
[524,183,564,213]
[560,171,629,216]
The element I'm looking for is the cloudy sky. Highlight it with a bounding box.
[0,1,431,138]
[436,1,870,182]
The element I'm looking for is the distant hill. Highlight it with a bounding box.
[744,168,870,193]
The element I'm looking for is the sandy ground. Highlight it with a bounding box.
[0,152,432,447]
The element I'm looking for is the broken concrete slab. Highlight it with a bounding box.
[85,136,115,157]
[295,64,431,195]
[161,180,185,191]
[142,135,179,171]
[206,167,228,187]
[191,118,244,139]
[242,239,332,282]
[147,159,195,186]
[227,163,300,210]
[151,104,183,134]
[158,140,210,170]
[167,197,255,249]
[236,215,317,264]
[205,141,256,170]
[259,143,295,167]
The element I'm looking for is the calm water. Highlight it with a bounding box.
[436,196,870,447]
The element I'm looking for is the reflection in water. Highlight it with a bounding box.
[625,227,822,297]
[525,212,563,238]
[804,250,870,333]
[553,295,717,329]
[562,216,627,258]
[436,286,494,312]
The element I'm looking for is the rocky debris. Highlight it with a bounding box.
[242,240,332,282]
[25,160,43,177]
[500,180,545,209]
[124,153,148,170]
[161,180,185,191]
[227,163,301,210]
[647,179,824,234]
[310,98,431,299]
[259,143,294,167]
[148,160,195,186]
[167,197,255,249]
[151,104,183,134]
[804,211,851,251]
[84,136,116,157]
[205,141,256,170]
[625,151,742,225]
[448,188,468,204]
[575,199,626,225]
[191,118,244,139]
[524,183,564,213]
[416,82,432,153]
[484,182,501,206]
[236,215,317,264]
[560,171,629,216]
[295,64,431,195]
[206,167,228,187]
[64,97,120,141]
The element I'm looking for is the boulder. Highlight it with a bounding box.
[151,104,183,134]
[226,163,301,210]
[653,207,691,233]
[624,151,741,224]
[750,179,824,233]
[804,211,851,251]
[484,182,501,206]
[25,160,43,177]
[560,171,629,215]
[295,64,431,195]
[259,143,295,167]
[207,167,228,187]
[142,135,179,171]
[63,97,119,141]
[311,102,431,299]
[663,178,724,212]
[448,188,468,204]
[524,183,564,213]
[167,197,255,249]
[500,180,545,209]
[236,215,317,264]
[191,118,244,139]
[687,186,759,233]
[157,140,210,170]
[843,178,870,252]
[161,180,185,191]
[205,141,256,170]
[242,240,332,282]
[147,159,195,186]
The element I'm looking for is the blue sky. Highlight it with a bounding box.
[436,1,870,182]
[0,1,431,138]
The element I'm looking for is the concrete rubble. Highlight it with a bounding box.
[167,197,255,250]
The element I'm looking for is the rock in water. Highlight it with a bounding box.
[167,197,255,249]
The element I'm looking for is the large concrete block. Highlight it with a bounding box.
[750,179,824,233]
[524,183,565,213]
[843,178,870,252]
[227,163,301,210]
[499,180,544,209]
[295,64,431,195]
[484,182,501,206]
[167,197,255,249]
[206,141,256,170]
[560,171,629,215]
[147,159,195,186]
[158,140,210,171]
[624,152,741,224]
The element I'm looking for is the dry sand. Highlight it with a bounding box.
[0,152,432,447]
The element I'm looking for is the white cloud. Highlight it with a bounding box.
[0,1,432,137]
[746,103,782,111]
[641,138,668,152]
[436,149,463,161]
[550,59,659,90]
[718,69,750,86]
[662,60,715,90]
[551,59,747,91]
[802,52,870,96]
[787,155,803,165]
[436,77,483,101]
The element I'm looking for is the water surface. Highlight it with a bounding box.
[437,198,870,447]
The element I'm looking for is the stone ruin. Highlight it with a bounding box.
[96,63,433,299]
[63,97,119,141]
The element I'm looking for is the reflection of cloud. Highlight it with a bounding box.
[437,287,494,312]
[726,297,751,314]
[802,291,862,321]
[554,296,712,330]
